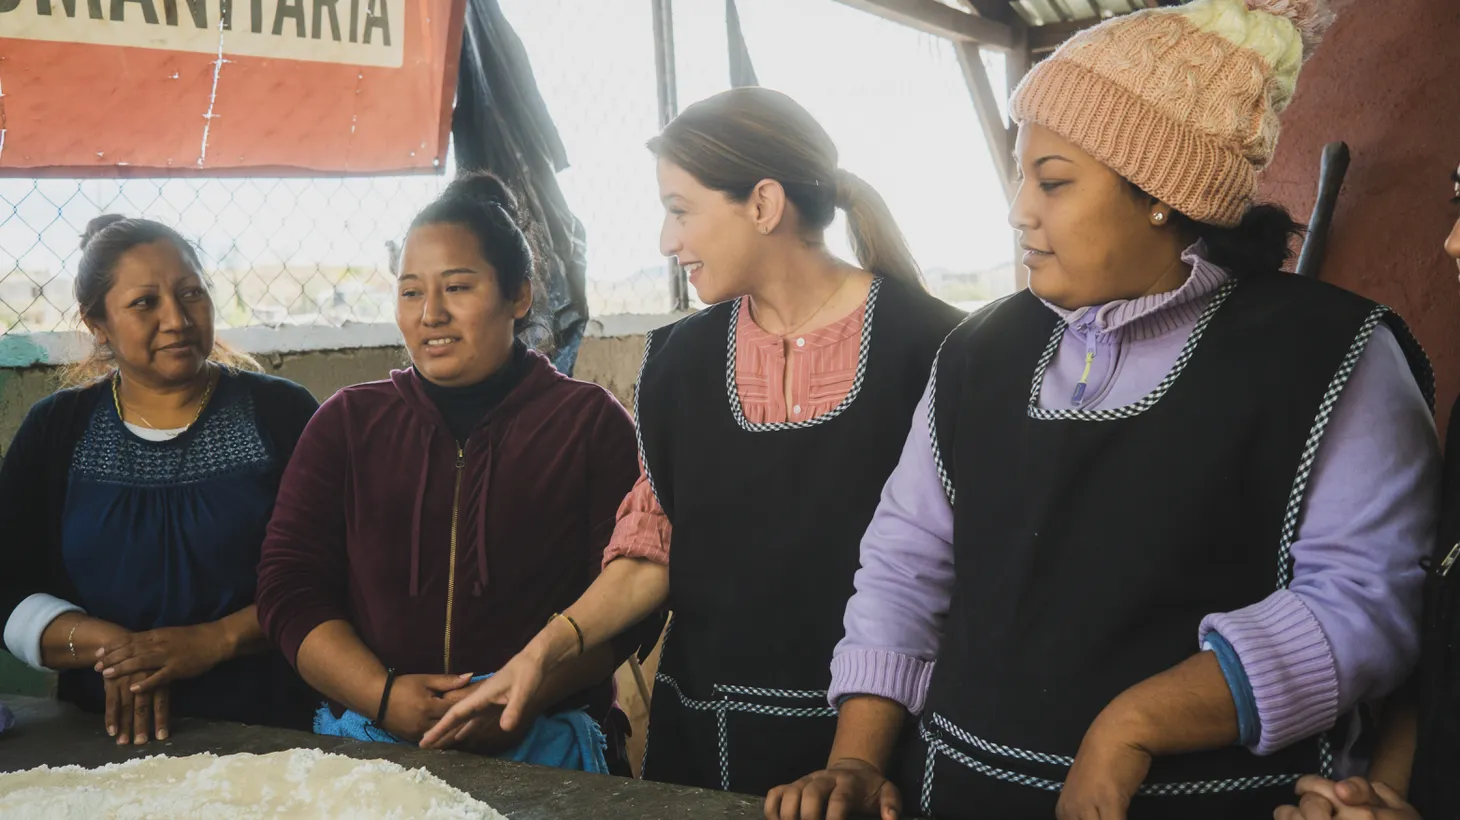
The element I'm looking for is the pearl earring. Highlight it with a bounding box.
[1152,212,1166,224]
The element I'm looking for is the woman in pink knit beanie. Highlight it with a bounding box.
[766,1,1443,819]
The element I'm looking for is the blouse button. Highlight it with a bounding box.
[793,404,803,416]
[795,337,806,348]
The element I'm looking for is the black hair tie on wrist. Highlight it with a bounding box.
[375,668,398,726]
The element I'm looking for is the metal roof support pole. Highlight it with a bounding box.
[651,0,689,311]
[955,43,1017,205]
[956,1,1032,290]
[1001,21,1033,291]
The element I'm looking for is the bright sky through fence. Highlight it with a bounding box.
[0,0,1015,327]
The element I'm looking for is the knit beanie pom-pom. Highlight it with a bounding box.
[1244,0,1335,54]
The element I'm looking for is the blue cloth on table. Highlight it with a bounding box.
[0,701,14,734]
[313,675,607,773]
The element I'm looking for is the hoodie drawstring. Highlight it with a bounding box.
[408,428,433,598]
[472,435,493,596]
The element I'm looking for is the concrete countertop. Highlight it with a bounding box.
[0,696,764,819]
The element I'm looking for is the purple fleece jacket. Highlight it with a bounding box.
[831,250,1441,756]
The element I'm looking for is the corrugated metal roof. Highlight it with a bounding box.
[1011,0,1198,27]
[1003,0,1193,53]
[911,0,1185,52]
[1011,0,1143,26]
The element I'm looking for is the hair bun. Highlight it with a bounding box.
[81,214,129,250]
[1244,0,1335,56]
[443,172,522,222]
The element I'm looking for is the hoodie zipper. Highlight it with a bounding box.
[1070,321,1097,407]
[444,444,465,673]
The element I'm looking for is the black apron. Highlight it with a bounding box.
[1409,400,1460,818]
[635,277,964,795]
[908,272,1432,819]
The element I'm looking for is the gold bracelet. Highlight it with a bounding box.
[550,612,585,656]
[68,622,81,661]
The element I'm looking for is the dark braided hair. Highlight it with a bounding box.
[1126,181,1305,276]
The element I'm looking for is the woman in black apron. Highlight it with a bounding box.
[770,3,1442,819]
[420,87,964,795]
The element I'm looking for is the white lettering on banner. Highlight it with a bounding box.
[0,0,404,68]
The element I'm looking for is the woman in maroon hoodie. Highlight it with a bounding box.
[255,173,644,773]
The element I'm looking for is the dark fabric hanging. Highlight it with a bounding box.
[452,0,589,376]
[727,0,759,88]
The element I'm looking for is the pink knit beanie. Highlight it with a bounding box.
[1010,0,1335,227]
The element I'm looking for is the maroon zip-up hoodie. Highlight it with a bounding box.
[256,350,638,717]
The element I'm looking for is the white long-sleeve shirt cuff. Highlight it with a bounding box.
[3,593,84,671]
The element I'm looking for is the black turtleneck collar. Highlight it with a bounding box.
[415,340,528,443]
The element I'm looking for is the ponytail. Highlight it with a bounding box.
[650,88,925,288]
[836,169,924,289]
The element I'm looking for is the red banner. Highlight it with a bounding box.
[0,0,463,175]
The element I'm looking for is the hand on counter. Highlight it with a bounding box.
[764,758,903,820]
[442,700,529,755]
[104,672,170,745]
[379,673,474,743]
[95,622,233,694]
[1274,776,1421,820]
[419,651,546,750]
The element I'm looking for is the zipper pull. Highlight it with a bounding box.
[1071,349,1095,407]
[1439,542,1460,577]
[455,445,465,469]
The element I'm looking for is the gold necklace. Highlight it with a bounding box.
[113,365,218,431]
[752,271,851,340]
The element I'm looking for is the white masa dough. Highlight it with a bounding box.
[0,748,508,819]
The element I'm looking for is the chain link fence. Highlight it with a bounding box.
[0,169,684,336]
[0,0,676,337]
[0,175,430,334]
[1,0,1015,337]
[0,168,676,338]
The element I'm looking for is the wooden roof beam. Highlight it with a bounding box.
[955,42,1017,202]
[829,0,1018,52]
[1029,17,1101,52]
[956,0,1013,21]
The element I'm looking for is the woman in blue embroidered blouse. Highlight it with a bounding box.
[0,215,319,745]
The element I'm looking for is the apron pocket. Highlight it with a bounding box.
[716,684,838,796]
